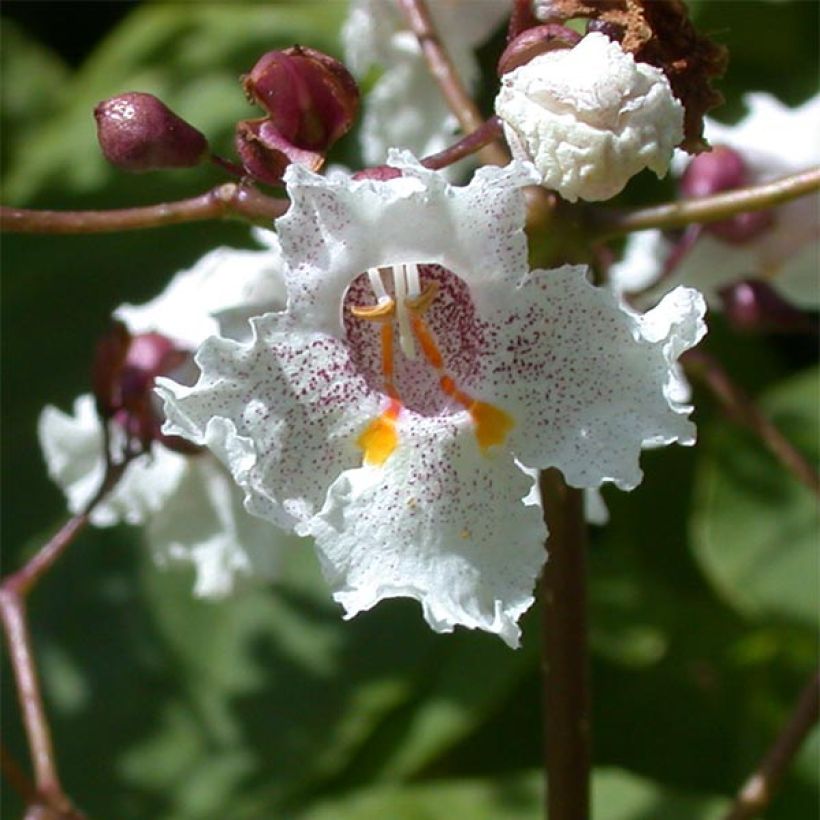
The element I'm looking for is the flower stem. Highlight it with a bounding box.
[722,669,819,820]
[421,117,505,170]
[684,350,820,499]
[538,468,591,820]
[592,166,820,238]
[0,182,288,235]
[397,0,510,166]
[0,460,126,818]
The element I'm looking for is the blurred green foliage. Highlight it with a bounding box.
[1,1,817,818]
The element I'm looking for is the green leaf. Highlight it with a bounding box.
[592,768,729,820]
[0,19,70,176]
[692,367,820,628]
[297,768,728,820]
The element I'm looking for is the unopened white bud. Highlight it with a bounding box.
[495,33,684,202]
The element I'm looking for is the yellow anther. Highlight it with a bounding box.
[350,299,396,320]
[405,282,439,314]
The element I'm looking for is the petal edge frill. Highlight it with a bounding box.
[306,414,547,647]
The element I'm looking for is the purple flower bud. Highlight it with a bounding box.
[92,325,201,454]
[241,47,358,164]
[352,165,403,182]
[94,92,208,173]
[719,279,819,335]
[234,118,320,186]
[497,24,581,75]
[680,145,747,198]
[680,145,776,245]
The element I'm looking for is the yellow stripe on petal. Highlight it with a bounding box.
[358,402,401,466]
[469,401,515,451]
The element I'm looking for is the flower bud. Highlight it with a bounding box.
[495,33,684,202]
[680,145,746,198]
[242,46,358,160]
[94,92,208,173]
[497,24,580,75]
[92,325,200,454]
[352,165,403,182]
[719,280,818,335]
[680,145,775,244]
[235,118,322,186]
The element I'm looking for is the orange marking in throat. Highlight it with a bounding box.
[410,314,443,369]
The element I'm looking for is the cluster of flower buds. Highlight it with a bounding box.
[680,145,775,244]
[235,46,359,185]
[94,47,358,186]
[92,322,200,457]
[94,92,209,173]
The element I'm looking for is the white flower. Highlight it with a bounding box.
[159,153,705,646]
[39,230,302,598]
[495,32,684,202]
[611,93,820,309]
[343,0,508,169]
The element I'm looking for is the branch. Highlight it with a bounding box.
[684,350,820,499]
[397,0,510,167]
[539,468,591,820]
[421,116,504,170]
[0,460,127,818]
[0,183,288,235]
[592,167,820,238]
[723,670,819,820]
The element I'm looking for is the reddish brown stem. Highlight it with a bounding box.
[0,461,126,818]
[421,117,504,170]
[397,0,510,166]
[0,182,288,235]
[592,167,820,238]
[723,670,820,820]
[539,468,591,820]
[684,350,820,499]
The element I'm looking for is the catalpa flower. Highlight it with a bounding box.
[158,153,706,645]
[611,92,820,309]
[40,230,302,597]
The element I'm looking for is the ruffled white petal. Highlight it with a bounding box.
[115,228,287,346]
[157,318,382,529]
[495,33,684,202]
[39,394,187,526]
[39,394,292,597]
[147,455,304,598]
[612,93,820,308]
[277,154,537,333]
[306,413,546,647]
[473,267,706,489]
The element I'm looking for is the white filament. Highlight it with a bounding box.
[394,265,416,359]
[367,267,391,305]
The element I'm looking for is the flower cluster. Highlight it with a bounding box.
[39,3,729,645]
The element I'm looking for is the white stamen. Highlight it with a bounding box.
[395,265,416,360]
[367,267,391,304]
[405,262,421,299]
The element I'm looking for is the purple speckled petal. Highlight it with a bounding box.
[306,411,546,647]
[158,312,381,528]
[472,266,706,489]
